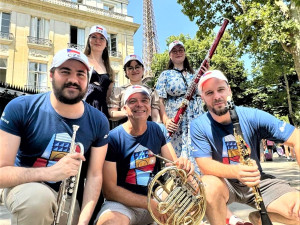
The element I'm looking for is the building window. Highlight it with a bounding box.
[104,4,114,12]
[0,12,10,33]
[28,62,48,92]
[69,26,85,51]
[108,34,117,55]
[30,17,49,39]
[0,58,7,83]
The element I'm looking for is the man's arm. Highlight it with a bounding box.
[161,143,194,175]
[195,157,261,187]
[0,129,85,188]
[78,144,107,225]
[284,128,300,165]
[102,160,148,209]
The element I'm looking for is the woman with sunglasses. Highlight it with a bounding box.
[84,25,114,118]
[108,54,160,126]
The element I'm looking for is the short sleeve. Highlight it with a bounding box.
[0,96,26,136]
[190,119,212,158]
[155,71,168,99]
[93,114,110,147]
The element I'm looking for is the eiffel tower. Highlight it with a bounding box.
[142,0,159,79]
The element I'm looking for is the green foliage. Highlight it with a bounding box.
[176,0,300,125]
[151,33,250,106]
[177,0,298,56]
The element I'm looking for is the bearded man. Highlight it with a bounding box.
[0,48,109,225]
[190,70,300,225]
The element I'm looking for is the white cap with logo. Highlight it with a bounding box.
[89,25,108,41]
[123,85,150,105]
[51,48,90,71]
[198,70,228,93]
[168,40,184,53]
[124,54,144,66]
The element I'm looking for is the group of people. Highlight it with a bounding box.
[0,24,299,225]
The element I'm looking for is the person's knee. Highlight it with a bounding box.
[201,175,228,204]
[268,191,300,220]
[96,211,130,225]
[24,185,56,214]
[12,183,56,215]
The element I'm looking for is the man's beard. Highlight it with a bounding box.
[52,79,87,104]
[212,106,229,116]
[206,99,229,116]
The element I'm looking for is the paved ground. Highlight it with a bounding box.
[0,154,299,225]
[226,155,300,225]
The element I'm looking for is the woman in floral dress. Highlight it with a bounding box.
[155,40,204,170]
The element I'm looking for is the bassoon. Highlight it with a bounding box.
[169,18,229,136]
[227,98,273,225]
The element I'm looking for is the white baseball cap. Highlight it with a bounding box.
[51,48,90,71]
[198,70,228,93]
[89,25,108,41]
[168,40,184,53]
[124,54,144,66]
[123,85,150,105]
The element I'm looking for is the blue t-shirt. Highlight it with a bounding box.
[0,92,109,189]
[106,121,168,196]
[190,106,294,172]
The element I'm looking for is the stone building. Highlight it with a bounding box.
[0,0,140,93]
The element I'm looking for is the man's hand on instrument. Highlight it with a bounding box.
[175,157,194,176]
[165,118,179,133]
[47,152,86,182]
[236,160,261,187]
[150,199,168,224]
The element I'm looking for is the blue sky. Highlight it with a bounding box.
[127,0,251,71]
[127,0,199,57]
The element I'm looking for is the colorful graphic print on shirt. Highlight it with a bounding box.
[32,132,83,168]
[126,144,156,186]
[222,134,240,164]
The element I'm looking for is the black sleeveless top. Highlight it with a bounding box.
[85,70,111,118]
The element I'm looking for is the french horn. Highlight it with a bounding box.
[147,164,206,225]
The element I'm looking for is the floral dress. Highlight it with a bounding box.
[155,69,204,172]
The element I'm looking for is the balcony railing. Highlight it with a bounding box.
[0,31,14,40]
[85,5,127,21]
[67,43,85,52]
[40,0,132,22]
[27,36,53,47]
[67,43,122,58]
[24,84,49,93]
[109,51,122,58]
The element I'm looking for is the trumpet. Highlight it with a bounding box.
[53,125,83,225]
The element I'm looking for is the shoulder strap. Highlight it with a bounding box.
[173,69,188,88]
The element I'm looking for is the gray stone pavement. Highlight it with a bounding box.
[0,154,299,225]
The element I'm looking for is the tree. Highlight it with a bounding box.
[251,43,300,125]
[151,33,250,106]
[177,0,300,81]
